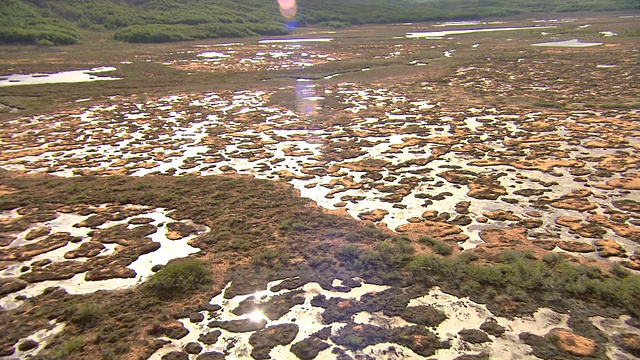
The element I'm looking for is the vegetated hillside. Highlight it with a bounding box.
[0,0,638,44]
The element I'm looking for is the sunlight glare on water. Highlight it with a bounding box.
[248,310,267,322]
[278,0,297,18]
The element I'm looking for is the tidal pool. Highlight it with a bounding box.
[258,38,333,44]
[0,67,120,87]
[406,26,553,39]
[531,39,604,47]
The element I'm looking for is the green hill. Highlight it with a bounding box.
[1,0,638,45]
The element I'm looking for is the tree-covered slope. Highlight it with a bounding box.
[1,0,638,45]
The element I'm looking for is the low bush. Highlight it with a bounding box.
[72,301,100,326]
[0,25,80,45]
[419,236,453,255]
[143,258,211,297]
[113,22,288,43]
[252,249,290,268]
[53,338,84,360]
[336,244,363,262]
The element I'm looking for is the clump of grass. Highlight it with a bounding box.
[230,239,251,250]
[71,301,100,326]
[611,262,630,278]
[252,249,290,268]
[376,239,415,268]
[498,249,524,263]
[542,252,561,265]
[53,338,84,360]
[143,258,211,297]
[418,236,453,256]
[336,244,363,262]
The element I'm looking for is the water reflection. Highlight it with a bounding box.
[531,39,604,47]
[0,67,120,87]
[406,26,554,39]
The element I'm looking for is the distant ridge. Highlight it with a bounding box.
[0,0,637,44]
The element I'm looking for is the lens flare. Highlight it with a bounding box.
[285,20,298,31]
[278,0,297,19]
[248,310,266,323]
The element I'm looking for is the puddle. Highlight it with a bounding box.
[0,67,120,87]
[407,26,554,39]
[434,21,482,27]
[197,52,231,58]
[258,38,333,44]
[531,39,603,47]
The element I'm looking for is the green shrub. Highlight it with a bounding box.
[230,239,251,251]
[611,262,630,278]
[336,244,362,262]
[252,249,290,268]
[362,225,387,241]
[113,24,192,43]
[418,236,436,245]
[308,256,328,268]
[53,338,84,360]
[419,236,453,255]
[317,21,350,28]
[36,38,54,46]
[375,240,415,268]
[72,301,100,326]
[143,258,211,297]
[619,275,640,317]
[498,250,524,263]
[408,255,447,274]
[432,241,453,256]
[542,252,561,265]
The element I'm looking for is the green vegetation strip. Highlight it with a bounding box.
[1,0,639,44]
[333,240,640,318]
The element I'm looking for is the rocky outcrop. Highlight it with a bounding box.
[459,329,491,344]
[396,221,464,242]
[480,318,505,337]
[198,330,221,345]
[467,176,506,200]
[1,232,76,262]
[64,241,105,259]
[479,227,527,246]
[290,328,331,360]
[549,198,597,212]
[550,328,596,357]
[208,319,267,333]
[614,333,640,357]
[184,342,202,354]
[0,278,27,296]
[149,321,190,340]
[358,209,389,222]
[605,172,640,190]
[24,227,51,240]
[557,241,595,253]
[249,323,299,359]
[483,210,520,222]
[594,239,626,257]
